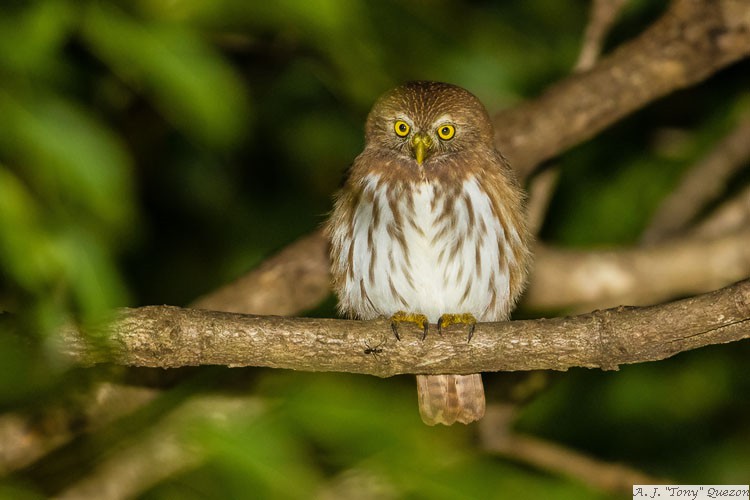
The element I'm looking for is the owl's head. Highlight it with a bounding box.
[364,81,495,166]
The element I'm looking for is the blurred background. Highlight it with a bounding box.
[1,0,748,498]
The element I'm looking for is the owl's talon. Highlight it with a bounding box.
[391,321,401,341]
[467,323,476,343]
[437,313,478,343]
[390,311,429,341]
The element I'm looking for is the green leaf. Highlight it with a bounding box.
[0,167,128,320]
[193,413,322,499]
[82,3,251,148]
[0,90,134,232]
[0,0,74,78]
[0,167,60,292]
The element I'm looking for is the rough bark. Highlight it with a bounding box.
[60,279,750,375]
[494,0,750,178]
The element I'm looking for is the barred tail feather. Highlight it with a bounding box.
[416,374,485,425]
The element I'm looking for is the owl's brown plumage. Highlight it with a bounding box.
[326,81,531,425]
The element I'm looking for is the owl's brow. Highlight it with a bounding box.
[393,114,414,124]
[431,114,455,126]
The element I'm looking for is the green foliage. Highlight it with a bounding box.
[516,342,750,482]
[82,3,251,148]
[1,0,748,497]
[547,96,749,246]
[142,373,609,500]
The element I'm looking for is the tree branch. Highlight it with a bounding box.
[690,183,750,240]
[189,1,750,317]
[9,0,750,488]
[642,115,750,243]
[60,279,750,374]
[525,230,750,310]
[574,0,629,72]
[191,226,750,317]
[525,0,628,237]
[483,431,668,493]
[55,395,265,500]
[190,230,330,315]
[495,0,750,179]
[526,167,560,236]
[0,383,158,474]
[478,404,670,494]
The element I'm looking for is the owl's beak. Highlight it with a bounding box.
[411,134,433,165]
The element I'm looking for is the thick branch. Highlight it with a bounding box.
[14,0,750,486]
[495,0,750,178]
[190,230,330,315]
[525,230,750,310]
[60,279,750,374]
[194,227,750,316]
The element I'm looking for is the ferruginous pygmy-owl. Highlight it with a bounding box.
[326,81,531,426]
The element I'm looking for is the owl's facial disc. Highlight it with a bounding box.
[411,133,433,165]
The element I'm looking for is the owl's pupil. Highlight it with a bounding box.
[441,127,449,134]
[399,124,407,133]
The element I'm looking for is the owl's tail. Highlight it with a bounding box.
[416,374,485,425]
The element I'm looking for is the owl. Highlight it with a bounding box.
[326,81,531,425]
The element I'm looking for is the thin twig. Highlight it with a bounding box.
[54,396,266,500]
[690,183,750,240]
[643,116,750,243]
[479,406,669,494]
[495,0,750,180]
[0,384,158,474]
[526,0,628,237]
[575,0,629,72]
[526,167,560,236]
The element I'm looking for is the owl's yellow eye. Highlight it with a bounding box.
[394,120,410,137]
[437,124,455,140]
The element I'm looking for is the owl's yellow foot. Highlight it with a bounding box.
[437,313,477,342]
[390,311,429,341]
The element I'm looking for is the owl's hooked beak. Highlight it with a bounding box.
[411,133,433,165]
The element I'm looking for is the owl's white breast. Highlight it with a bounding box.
[336,173,513,323]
